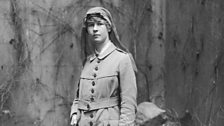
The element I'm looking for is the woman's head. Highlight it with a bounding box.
[84,7,112,44]
[82,7,126,51]
[85,14,111,44]
[81,7,137,71]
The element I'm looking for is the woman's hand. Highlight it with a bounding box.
[70,114,77,126]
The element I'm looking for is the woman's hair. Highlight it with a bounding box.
[85,16,111,33]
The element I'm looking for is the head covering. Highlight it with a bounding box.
[80,7,137,72]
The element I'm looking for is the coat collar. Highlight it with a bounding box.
[89,43,116,62]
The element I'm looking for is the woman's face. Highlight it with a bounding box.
[86,17,110,44]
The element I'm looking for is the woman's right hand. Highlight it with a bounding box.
[70,114,77,126]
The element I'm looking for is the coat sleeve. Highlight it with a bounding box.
[70,81,80,117]
[118,54,137,126]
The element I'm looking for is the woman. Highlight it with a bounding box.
[70,7,137,126]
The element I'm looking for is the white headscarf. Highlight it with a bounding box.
[80,7,137,72]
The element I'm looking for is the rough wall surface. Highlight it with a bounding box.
[166,0,224,125]
[1,0,83,125]
[0,0,161,126]
[0,0,223,126]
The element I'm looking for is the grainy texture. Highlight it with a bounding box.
[0,0,160,126]
[0,0,223,126]
[165,0,224,125]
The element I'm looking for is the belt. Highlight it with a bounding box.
[78,96,119,111]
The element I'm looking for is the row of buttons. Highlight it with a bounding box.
[88,59,101,125]
[90,59,100,102]
[92,59,100,78]
[92,67,98,77]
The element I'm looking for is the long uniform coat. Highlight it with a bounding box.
[71,43,137,126]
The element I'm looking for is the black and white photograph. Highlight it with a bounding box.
[0,0,224,126]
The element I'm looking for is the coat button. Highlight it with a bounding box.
[87,104,90,109]
[107,124,110,126]
[92,81,95,86]
[95,66,98,71]
[97,60,100,63]
[90,121,93,126]
[91,89,94,93]
[93,73,97,78]
[90,97,94,102]
[90,113,94,118]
